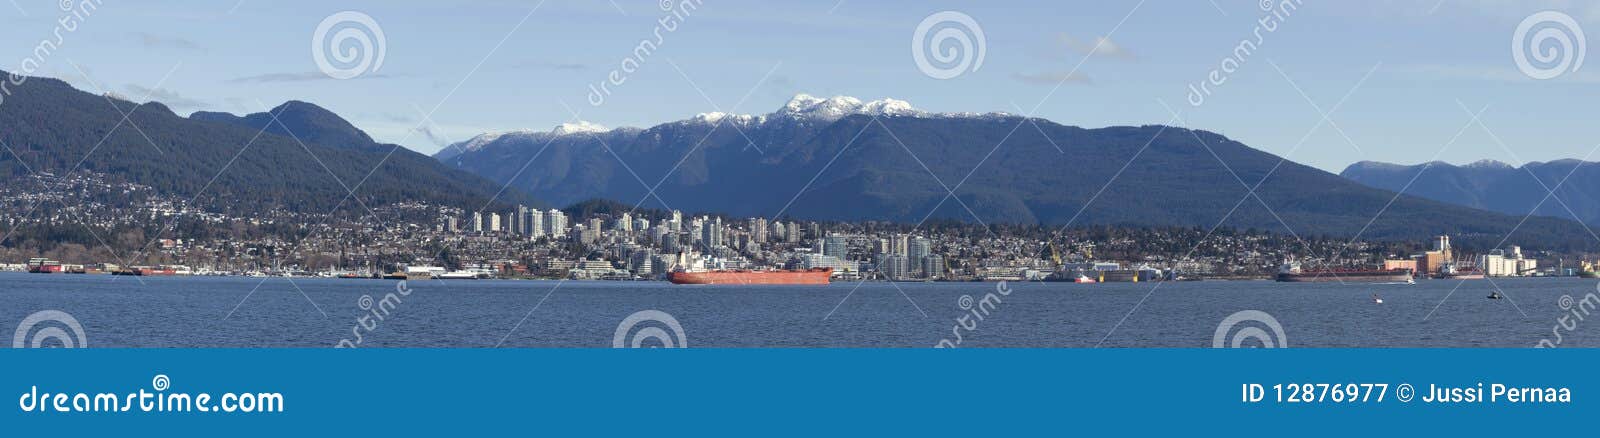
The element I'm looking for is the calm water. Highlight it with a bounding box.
[1,272,1596,348]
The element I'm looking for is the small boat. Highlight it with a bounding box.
[1488,291,1503,300]
[1372,294,1383,304]
[1074,274,1098,284]
[381,272,408,280]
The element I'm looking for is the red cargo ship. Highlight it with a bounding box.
[669,268,832,285]
[27,259,63,274]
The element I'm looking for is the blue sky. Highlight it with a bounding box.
[4,0,1599,172]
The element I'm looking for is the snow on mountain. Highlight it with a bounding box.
[440,93,1016,159]
[436,122,627,160]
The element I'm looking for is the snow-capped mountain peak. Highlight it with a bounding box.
[550,121,609,136]
[1464,159,1513,169]
[774,94,923,122]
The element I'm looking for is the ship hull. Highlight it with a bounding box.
[1582,271,1599,279]
[669,269,831,285]
[1276,270,1413,283]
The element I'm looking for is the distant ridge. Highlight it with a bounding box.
[1342,159,1600,226]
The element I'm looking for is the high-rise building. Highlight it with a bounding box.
[751,218,768,243]
[446,216,459,233]
[490,213,502,233]
[671,210,683,233]
[704,217,724,249]
[527,208,544,238]
[546,210,568,238]
[619,212,633,234]
[921,254,946,279]
[881,254,910,280]
[515,206,532,235]
[471,212,484,233]
[891,234,909,257]
[628,249,655,275]
[786,221,801,243]
[824,234,848,260]
[634,218,650,235]
[909,237,931,275]
[588,218,603,235]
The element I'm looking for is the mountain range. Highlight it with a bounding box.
[1342,159,1600,227]
[0,70,530,215]
[3,72,1592,251]
[435,94,1595,249]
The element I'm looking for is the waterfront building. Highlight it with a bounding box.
[909,237,931,275]
[881,254,910,280]
[1480,246,1538,277]
[1419,235,1453,276]
[802,253,855,276]
[921,254,946,279]
[824,234,848,260]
